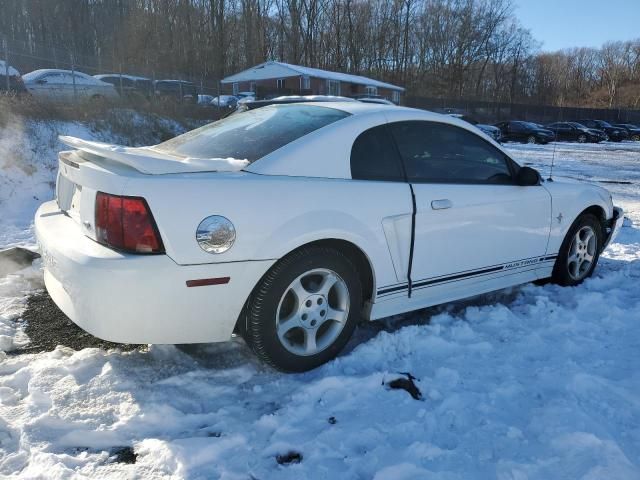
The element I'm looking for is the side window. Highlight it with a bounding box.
[350,125,404,182]
[389,121,513,184]
[509,122,524,133]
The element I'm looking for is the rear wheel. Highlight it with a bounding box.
[577,134,587,143]
[243,246,362,372]
[552,214,602,286]
[526,135,537,144]
[631,134,640,141]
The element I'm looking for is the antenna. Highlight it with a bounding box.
[548,137,557,182]
[548,94,565,182]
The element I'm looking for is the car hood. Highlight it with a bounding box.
[59,136,249,174]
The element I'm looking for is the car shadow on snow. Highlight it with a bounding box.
[11,282,522,361]
[11,244,637,367]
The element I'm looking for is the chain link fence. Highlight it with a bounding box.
[1,35,225,100]
[405,96,640,125]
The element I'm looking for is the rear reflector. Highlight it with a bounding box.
[95,192,164,254]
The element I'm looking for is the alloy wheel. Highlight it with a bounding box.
[567,226,597,281]
[275,268,350,356]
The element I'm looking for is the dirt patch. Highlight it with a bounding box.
[10,291,143,355]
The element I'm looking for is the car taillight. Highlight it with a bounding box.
[95,192,164,254]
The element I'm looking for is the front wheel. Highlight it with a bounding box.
[552,214,602,286]
[631,134,640,141]
[577,134,587,143]
[243,246,362,372]
[526,135,537,144]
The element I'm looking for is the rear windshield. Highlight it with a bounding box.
[155,104,350,163]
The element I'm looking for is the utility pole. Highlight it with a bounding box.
[70,50,77,102]
[3,37,10,92]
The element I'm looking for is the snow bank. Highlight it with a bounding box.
[0,139,639,478]
[0,111,189,229]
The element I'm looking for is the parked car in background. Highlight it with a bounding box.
[545,122,605,143]
[0,59,27,94]
[197,94,215,105]
[449,114,501,142]
[154,80,197,103]
[612,123,640,141]
[358,97,395,105]
[94,74,152,101]
[494,121,555,144]
[36,102,623,372]
[577,120,628,142]
[23,69,118,102]
[211,95,239,108]
[236,91,256,104]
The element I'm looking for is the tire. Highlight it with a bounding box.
[577,134,587,143]
[631,134,640,142]
[243,246,362,372]
[552,214,603,287]
[526,135,537,144]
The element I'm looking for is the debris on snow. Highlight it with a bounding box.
[383,372,423,400]
[276,451,303,465]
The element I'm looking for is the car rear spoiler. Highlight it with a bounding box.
[58,136,249,175]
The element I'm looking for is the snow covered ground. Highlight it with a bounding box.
[1,131,639,479]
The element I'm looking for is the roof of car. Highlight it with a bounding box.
[94,74,151,81]
[23,69,102,82]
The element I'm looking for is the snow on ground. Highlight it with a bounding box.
[0,135,639,479]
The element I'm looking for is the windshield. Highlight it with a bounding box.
[155,104,350,163]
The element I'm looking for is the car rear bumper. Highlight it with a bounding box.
[603,207,624,251]
[35,200,274,344]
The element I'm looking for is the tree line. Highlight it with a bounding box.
[1,0,639,108]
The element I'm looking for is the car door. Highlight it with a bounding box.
[388,120,552,298]
[552,123,572,141]
[31,73,64,100]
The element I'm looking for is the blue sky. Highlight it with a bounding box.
[513,0,640,51]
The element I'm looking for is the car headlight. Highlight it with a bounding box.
[196,216,236,253]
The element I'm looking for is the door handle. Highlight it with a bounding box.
[431,199,453,210]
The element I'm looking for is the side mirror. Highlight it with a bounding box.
[516,166,541,186]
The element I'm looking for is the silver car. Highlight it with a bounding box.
[23,69,119,102]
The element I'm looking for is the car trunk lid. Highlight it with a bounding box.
[55,136,248,243]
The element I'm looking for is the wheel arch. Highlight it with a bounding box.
[234,237,377,334]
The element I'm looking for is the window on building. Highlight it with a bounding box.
[327,79,340,96]
[232,82,239,95]
[365,86,378,96]
[277,78,286,89]
[301,75,311,90]
[392,91,400,104]
[250,81,256,93]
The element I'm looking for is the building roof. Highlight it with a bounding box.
[221,61,404,92]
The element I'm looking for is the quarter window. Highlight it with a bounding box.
[350,125,404,182]
[389,121,513,184]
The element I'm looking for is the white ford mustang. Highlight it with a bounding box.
[35,102,624,371]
